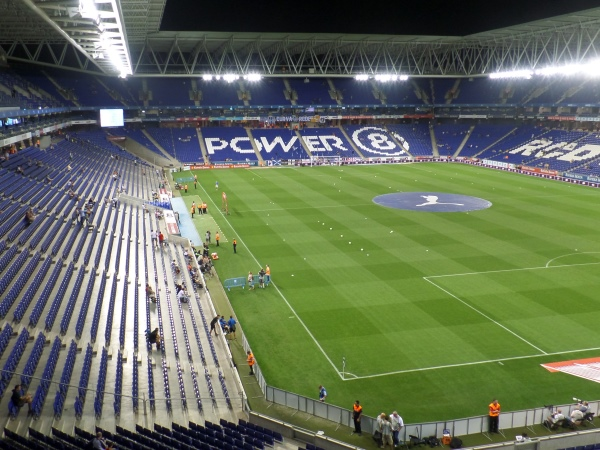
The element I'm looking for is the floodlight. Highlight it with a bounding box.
[79,0,99,22]
[375,74,398,82]
[244,73,262,82]
[202,74,213,81]
[355,74,369,81]
[223,74,239,83]
[489,70,533,79]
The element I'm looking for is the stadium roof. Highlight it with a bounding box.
[1,1,600,77]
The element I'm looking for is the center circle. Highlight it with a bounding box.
[373,192,492,212]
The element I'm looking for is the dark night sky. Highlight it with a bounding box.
[161,0,600,36]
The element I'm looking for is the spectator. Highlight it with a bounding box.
[210,315,219,336]
[379,413,393,450]
[145,283,157,303]
[390,411,404,446]
[11,385,32,412]
[91,431,114,449]
[158,231,165,248]
[318,385,327,402]
[488,399,500,433]
[219,315,229,334]
[146,328,161,350]
[544,409,565,429]
[24,208,35,225]
[570,408,584,426]
[352,400,363,435]
[247,271,254,290]
[227,316,237,339]
[177,289,189,303]
[150,230,157,248]
[247,350,256,375]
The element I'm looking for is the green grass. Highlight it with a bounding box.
[181,163,600,424]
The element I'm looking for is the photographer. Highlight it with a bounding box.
[544,409,565,429]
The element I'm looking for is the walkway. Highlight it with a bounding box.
[171,196,203,246]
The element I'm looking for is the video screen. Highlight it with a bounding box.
[99,109,124,127]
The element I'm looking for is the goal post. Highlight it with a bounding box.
[310,154,342,166]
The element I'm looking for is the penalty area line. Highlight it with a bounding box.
[425,260,600,279]
[423,277,547,355]
[342,345,600,381]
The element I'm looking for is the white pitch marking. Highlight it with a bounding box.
[426,260,600,279]
[424,277,547,354]
[197,184,344,378]
[341,346,600,381]
[545,252,600,268]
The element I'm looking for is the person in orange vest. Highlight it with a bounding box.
[352,400,363,435]
[184,184,188,193]
[215,231,220,247]
[233,238,237,254]
[190,203,195,218]
[201,202,207,214]
[265,265,270,283]
[247,350,255,375]
[488,399,501,433]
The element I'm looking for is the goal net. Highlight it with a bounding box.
[310,155,342,166]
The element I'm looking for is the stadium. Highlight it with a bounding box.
[3,0,600,449]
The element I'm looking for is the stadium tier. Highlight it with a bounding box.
[197,80,243,107]
[44,69,123,107]
[433,123,472,156]
[144,78,195,107]
[297,127,359,157]
[287,78,336,106]
[0,136,244,437]
[200,127,259,161]
[248,128,309,160]
[241,78,287,106]
[171,127,204,163]
[343,124,410,158]
[145,127,178,158]
[331,78,380,106]
[385,123,432,156]
[456,124,516,157]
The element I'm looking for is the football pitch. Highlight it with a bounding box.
[183,163,600,423]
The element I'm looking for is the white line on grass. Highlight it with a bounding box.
[545,252,600,268]
[344,346,600,380]
[237,203,373,213]
[423,277,547,354]
[247,169,264,178]
[426,260,600,279]
[198,183,344,379]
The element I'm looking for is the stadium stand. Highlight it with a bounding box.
[298,127,359,157]
[250,128,309,160]
[201,127,259,161]
[343,124,409,157]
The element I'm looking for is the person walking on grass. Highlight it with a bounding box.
[233,238,237,254]
[215,231,220,246]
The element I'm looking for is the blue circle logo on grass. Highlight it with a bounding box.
[373,192,492,212]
